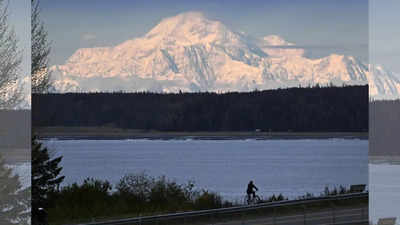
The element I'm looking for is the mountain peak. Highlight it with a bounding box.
[151,11,208,31]
[144,11,234,46]
[175,11,207,20]
[262,35,294,46]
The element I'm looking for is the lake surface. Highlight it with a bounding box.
[369,163,400,223]
[43,138,368,201]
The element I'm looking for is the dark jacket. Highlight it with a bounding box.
[247,182,258,193]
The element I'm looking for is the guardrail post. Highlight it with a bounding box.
[303,205,307,225]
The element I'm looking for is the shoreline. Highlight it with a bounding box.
[369,156,400,165]
[34,127,368,140]
[0,148,30,164]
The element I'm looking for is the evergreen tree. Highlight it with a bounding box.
[0,153,30,225]
[31,137,64,224]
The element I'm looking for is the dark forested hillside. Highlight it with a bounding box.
[32,85,368,132]
[370,100,400,156]
[0,110,30,148]
[0,110,31,163]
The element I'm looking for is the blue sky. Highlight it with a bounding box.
[370,0,400,73]
[40,0,368,65]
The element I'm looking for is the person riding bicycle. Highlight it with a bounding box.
[246,180,258,200]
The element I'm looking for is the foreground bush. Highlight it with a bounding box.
[47,174,357,225]
[47,173,231,224]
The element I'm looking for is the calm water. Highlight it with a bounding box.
[43,139,368,201]
[369,163,400,223]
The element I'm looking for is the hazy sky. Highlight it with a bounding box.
[370,0,400,74]
[8,0,30,81]
[40,0,368,66]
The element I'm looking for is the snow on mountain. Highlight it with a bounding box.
[50,11,399,99]
[368,65,400,99]
[257,35,305,58]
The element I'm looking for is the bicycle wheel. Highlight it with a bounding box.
[254,195,261,204]
[244,195,250,205]
[247,196,257,205]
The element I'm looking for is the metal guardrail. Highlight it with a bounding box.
[377,217,397,225]
[72,192,368,225]
[238,207,368,225]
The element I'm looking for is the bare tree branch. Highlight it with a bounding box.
[0,0,23,109]
[31,0,52,93]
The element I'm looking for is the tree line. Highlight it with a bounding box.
[32,85,368,132]
[0,110,30,149]
[369,99,400,156]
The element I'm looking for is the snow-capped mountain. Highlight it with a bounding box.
[368,65,400,99]
[51,11,400,99]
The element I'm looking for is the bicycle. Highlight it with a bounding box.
[244,192,262,205]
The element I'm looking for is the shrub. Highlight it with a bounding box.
[193,190,223,210]
[322,185,350,197]
[116,172,154,202]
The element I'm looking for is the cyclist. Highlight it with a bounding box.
[246,180,258,200]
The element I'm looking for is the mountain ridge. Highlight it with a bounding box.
[50,11,399,99]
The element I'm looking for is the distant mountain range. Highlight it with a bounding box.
[50,11,400,99]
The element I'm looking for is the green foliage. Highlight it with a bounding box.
[116,172,154,202]
[47,178,112,221]
[47,173,229,224]
[296,193,315,200]
[193,190,233,209]
[31,136,65,224]
[265,193,288,202]
[323,185,351,196]
[46,174,364,225]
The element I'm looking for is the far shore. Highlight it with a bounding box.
[0,148,30,164]
[369,156,400,165]
[33,126,368,140]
